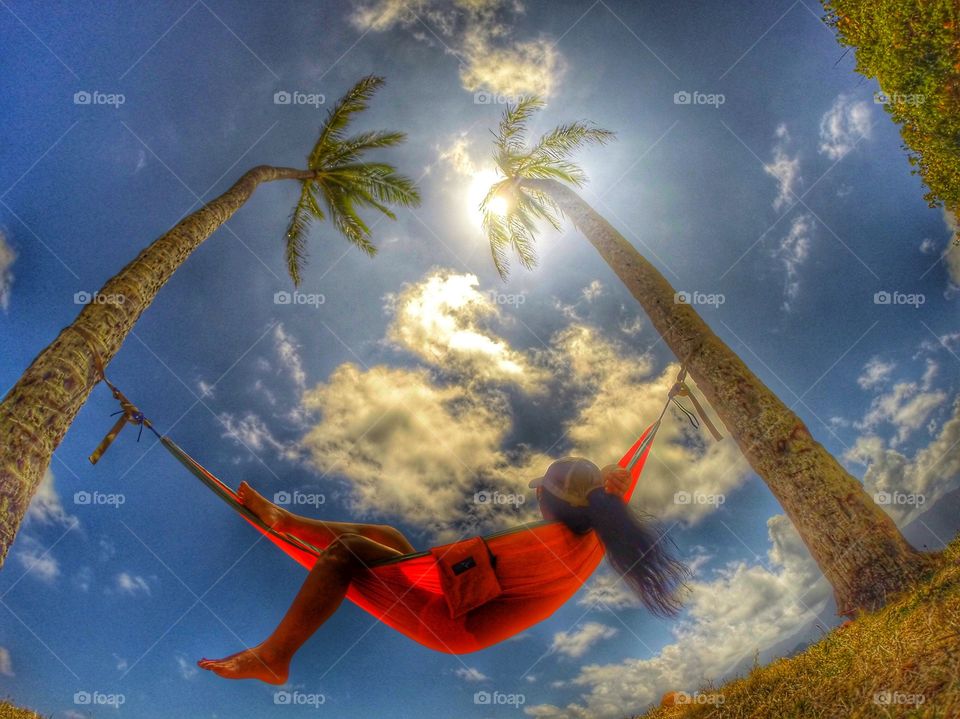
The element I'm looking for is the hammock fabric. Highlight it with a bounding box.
[88,364,677,655]
[157,424,659,654]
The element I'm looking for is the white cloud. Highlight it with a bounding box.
[577,569,642,610]
[25,468,77,528]
[818,94,872,160]
[846,396,960,525]
[114,654,129,672]
[529,515,829,718]
[14,534,60,583]
[455,666,489,682]
[556,326,750,524]
[856,380,947,445]
[301,362,544,540]
[176,653,198,680]
[218,411,300,462]
[582,280,603,302]
[857,356,896,390]
[116,572,151,596]
[0,646,13,677]
[273,323,307,393]
[438,135,478,177]
[197,379,215,399]
[385,269,547,391]
[550,622,617,659]
[0,230,15,310]
[350,0,563,97]
[764,124,801,211]
[774,213,813,310]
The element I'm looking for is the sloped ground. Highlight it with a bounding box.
[637,538,959,719]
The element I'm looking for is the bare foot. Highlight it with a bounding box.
[197,644,289,684]
[238,481,289,531]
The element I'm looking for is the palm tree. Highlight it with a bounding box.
[481,98,931,614]
[0,75,419,567]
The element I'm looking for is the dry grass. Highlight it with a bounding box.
[637,537,960,719]
[0,701,43,719]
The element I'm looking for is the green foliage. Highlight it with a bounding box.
[483,97,614,279]
[823,0,960,221]
[284,75,421,286]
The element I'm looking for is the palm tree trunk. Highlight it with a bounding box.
[0,165,314,567]
[525,177,933,613]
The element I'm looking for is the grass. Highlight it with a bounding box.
[0,701,43,719]
[636,537,960,719]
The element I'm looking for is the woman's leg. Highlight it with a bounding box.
[198,532,400,683]
[237,482,415,554]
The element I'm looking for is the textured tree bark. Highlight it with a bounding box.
[525,177,933,613]
[0,165,314,567]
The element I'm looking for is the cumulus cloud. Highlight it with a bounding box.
[529,515,829,718]
[300,270,747,541]
[350,0,563,97]
[176,653,198,680]
[438,135,478,177]
[25,468,77,528]
[556,326,750,523]
[846,397,960,525]
[301,363,544,540]
[385,269,547,391]
[774,213,813,311]
[14,534,60,583]
[855,380,947,446]
[857,357,896,390]
[218,411,300,462]
[577,569,643,610]
[818,94,872,160]
[0,230,14,310]
[550,622,617,659]
[764,124,801,211]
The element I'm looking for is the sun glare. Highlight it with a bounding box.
[466,168,507,229]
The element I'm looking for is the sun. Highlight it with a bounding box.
[466,167,508,229]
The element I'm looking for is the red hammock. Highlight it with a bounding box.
[158,424,659,654]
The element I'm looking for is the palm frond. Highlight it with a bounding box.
[284,182,321,286]
[480,98,614,279]
[308,75,385,168]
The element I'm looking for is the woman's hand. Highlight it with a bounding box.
[600,464,631,497]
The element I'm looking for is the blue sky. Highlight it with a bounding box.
[1,1,958,717]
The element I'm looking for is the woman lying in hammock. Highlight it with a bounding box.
[197,457,689,683]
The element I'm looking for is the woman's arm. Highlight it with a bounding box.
[600,464,632,498]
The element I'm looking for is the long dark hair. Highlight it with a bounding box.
[539,488,689,617]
